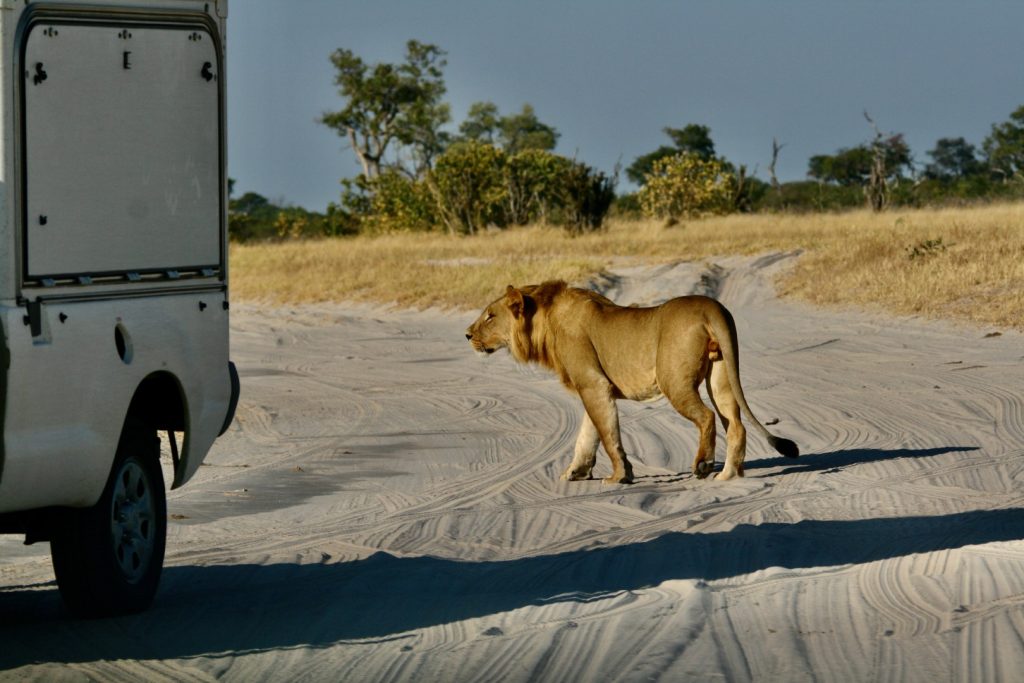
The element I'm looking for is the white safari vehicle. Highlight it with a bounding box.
[0,0,237,616]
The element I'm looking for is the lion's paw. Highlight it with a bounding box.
[561,467,592,481]
[694,460,714,479]
[602,474,633,485]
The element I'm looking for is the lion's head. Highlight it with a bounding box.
[465,285,525,355]
[466,281,571,373]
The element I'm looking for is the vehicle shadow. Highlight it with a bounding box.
[1,503,1021,668]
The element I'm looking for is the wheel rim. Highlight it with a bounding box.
[109,459,156,584]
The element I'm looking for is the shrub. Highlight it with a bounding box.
[555,161,616,233]
[427,140,508,234]
[639,154,736,220]
[504,149,573,225]
[229,195,356,242]
[363,170,437,233]
[752,180,865,213]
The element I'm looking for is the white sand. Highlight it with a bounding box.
[2,253,1024,682]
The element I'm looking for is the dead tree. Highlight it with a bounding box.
[769,137,785,195]
[863,111,888,212]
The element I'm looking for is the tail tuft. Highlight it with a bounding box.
[769,435,800,458]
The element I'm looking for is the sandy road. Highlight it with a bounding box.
[2,253,1024,682]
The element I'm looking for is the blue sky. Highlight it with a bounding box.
[226,1,1024,211]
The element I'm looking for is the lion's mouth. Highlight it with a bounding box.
[470,341,497,355]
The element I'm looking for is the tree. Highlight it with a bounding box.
[664,124,716,160]
[460,102,559,154]
[320,40,450,180]
[768,138,785,193]
[807,136,911,187]
[863,112,912,211]
[499,104,559,154]
[459,101,500,144]
[230,191,272,217]
[982,104,1024,180]
[924,137,982,180]
[627,123,717,185]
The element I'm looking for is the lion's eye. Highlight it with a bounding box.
[485,312,495,322]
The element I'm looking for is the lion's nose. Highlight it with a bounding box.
[465,332,473,340]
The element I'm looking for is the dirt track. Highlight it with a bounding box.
[3,254,1024,682]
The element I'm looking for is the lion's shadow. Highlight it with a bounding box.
[743,444,979,476]
[635,445,978,481]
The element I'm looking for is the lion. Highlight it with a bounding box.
[465,280,798,484]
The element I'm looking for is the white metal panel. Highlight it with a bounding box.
[23,22,221,278]
[0,294,231,512]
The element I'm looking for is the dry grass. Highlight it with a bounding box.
[230,203,1024,329]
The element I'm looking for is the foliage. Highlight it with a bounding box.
[891,176,1024,207]
[664,124,717,160]
[498,104,559,154]
[731,166,769,213]
[638,153,736,220]
[554,160,617,234]
[626,124,717,185]
[925,137,983,180]
[229,192,355,242]
[459,101,500,144]
[807,136,911,186]
[459,102,559,154]
[982,104,1024,180]
[329,142,618,235]
[320,40,450,179]
[752,180,864,213]
[316,40,1024,227]
[610,192,643,219]
[503,149,573,225]
[363,170,437,233]
[426,140,508,235]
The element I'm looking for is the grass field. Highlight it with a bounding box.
[231,203,1024,329]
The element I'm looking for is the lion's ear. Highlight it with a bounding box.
[506,286,525,319]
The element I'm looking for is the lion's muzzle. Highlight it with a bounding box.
[465,330,495,354]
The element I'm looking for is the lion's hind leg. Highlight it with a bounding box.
[562,411,599,481]
[667,390,716,480]
[659,347,716,480]
[706,358,746,480]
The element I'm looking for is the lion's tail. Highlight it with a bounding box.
[708,303,799,459]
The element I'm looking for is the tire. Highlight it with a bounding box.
[50,421,166,617]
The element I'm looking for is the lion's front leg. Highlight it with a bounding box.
[578,386,634,485]
[561,411,599,481]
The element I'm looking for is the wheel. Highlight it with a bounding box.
[50,421,166,617]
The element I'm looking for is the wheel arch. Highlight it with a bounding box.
[124,370,191,489]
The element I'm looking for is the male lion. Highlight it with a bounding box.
[465,280,798,484]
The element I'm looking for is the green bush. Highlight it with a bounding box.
[427,140,508,234]
[752,181,863,213]
[228,192,356,242]
[555,161,616,233]
[504,149,573,225]
[363,170,437,233]
[639,154,736,220]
